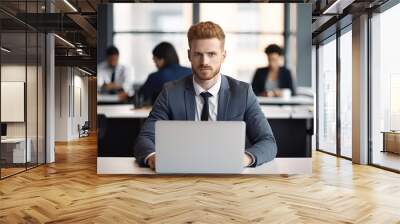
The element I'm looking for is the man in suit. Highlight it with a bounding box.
[134,21,277,169]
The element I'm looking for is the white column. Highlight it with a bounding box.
[352,14,369,164]
[46,33,55,163]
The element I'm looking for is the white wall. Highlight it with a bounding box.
[55,67,89,141]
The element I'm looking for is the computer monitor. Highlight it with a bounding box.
[1,123,7,137]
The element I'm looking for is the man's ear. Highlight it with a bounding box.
[222,50,227,62]
[187,49,191,61]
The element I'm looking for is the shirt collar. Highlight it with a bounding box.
[193,74,222,97]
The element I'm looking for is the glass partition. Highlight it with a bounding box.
[317,36,337,155]
[0,1,46,179]
[371,4,400,171]
[339,29,352,158]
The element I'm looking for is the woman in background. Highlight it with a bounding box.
[251,44,295,97]
[138,42,192,104]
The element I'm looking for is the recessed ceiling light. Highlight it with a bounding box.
[54,34,75,48]
[63,0,78,12]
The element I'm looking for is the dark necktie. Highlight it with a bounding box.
[200,92,213,121]
[111,69,116,83]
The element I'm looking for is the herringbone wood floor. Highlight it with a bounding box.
[1,135,400,224]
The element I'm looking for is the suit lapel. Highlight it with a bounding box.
[217,75,230,121]
[184,76,196,120]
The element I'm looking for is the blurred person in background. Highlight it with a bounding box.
[138,42,192,104]
[98,46,134,101]
[251,44,295,97]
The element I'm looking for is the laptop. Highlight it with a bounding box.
[155,121,246,174]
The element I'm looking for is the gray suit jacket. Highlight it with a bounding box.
[134,75,277,167]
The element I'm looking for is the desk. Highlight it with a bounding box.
[97,104,149,118]
[97,157,312,175]
[1,138,31,163]
[258,96,314,105]
[97,105,313,120]
[97,94,122,105]
[381,131,400,154]
[97,104,313,158]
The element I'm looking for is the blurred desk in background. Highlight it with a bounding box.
[97,94,122,105]
[257,96,314,105]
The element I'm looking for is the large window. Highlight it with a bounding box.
[317,36,337,155]
[339,28,352,158]
[200,4,284,82]
[113,3,192,84]
[113,3,285,84]
[371,3,400,171]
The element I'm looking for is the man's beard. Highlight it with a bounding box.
[193,65,221,81]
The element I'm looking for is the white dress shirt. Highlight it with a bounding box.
[192,75,221,121]
[97,61,135,96]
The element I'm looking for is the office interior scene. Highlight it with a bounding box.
[1,1,400,223]
[96,3,314,166]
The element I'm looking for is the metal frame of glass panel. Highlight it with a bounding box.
[0,0,47,180]
[315,21,353,161]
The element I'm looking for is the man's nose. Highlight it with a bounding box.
[200,54,210,65]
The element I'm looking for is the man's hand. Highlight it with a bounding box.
[147,154,156,170]
[260,90,282,97]
[103,83,122,91]
[243,153,253,167]
[118,92,129,101]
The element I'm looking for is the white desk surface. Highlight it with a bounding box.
[97,94,120,103]
[1,138,27,143]
[97,104,313,119]
[97,105,150,118]
[257,96,314,105]
[97,157,312,175]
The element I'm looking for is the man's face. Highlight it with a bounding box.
[107,54,119,68]
[267,53,281,70]
[188,38,226,81]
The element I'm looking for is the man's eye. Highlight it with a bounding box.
[208,53,216,57]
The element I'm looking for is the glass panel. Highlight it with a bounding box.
[114,3,192,32]
[339,30,352,158]
[1,31,28,177]
[114,33,189,84]
[318,37,337,154]
[371,4,400,171]
[200,3,284,33]
[113,3,284,84]
[220,34,283,83]
[38,32,45,165]
[27,31,38,169]
[114,33,283,84]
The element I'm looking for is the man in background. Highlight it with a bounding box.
[98,46,134,101]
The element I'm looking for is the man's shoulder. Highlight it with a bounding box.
[97,61,108,70]
[223,75,250,91]
[163,75,192,90]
